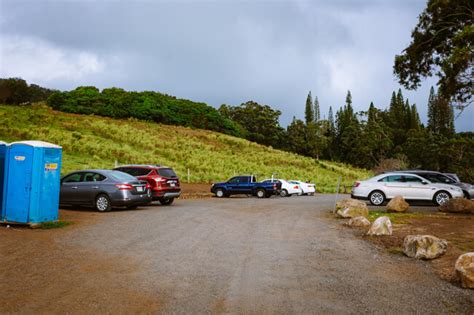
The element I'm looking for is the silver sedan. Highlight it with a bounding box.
[60,170,152,211]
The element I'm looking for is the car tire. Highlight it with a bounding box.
[256,189,266,198]
[215,188,226,198]
[369,190,385,206]
[159,198,174,206]
[280,189,288,197]
[126,205,138,210]
[463,191,470,199]
[433,191,451,206]
[95,194,111,212]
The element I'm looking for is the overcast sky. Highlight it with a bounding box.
[1,0,472,131]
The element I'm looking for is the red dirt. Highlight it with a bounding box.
[355,213,474,286]
[180,183,213,199]
[0,210,162,313]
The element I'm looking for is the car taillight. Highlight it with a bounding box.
[115,184,133,190]
[145,183,151,189]
[353,181,360,188]
[273,184,277,189]
[294,185,299,189]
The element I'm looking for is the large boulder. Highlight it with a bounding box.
[439,198,474,214]
[336,198,369,218]
[346,216,371,227]
[386,195,409,213]
[367,217,392,235]
[367,216,392,236]
[455,253,474,289]
[403,235,448,260]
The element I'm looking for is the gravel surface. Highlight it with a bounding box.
[1,194,473,313]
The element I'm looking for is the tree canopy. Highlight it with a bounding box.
[393,0,473,110]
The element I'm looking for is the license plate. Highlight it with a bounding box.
[136,186,144,192]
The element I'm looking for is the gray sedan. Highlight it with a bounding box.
[60,170,152,211]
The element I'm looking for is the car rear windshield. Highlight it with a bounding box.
[110,171,137,182]
[118,167,151,177]
[158,168,177,178]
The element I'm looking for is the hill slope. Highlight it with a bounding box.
[0,104,371,192]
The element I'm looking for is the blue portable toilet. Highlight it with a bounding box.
[0,141,7,220]
[3,141,62,224]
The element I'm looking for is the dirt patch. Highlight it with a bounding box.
[0,211,162,313]
[352,212,474,286]
[180,183,213,199]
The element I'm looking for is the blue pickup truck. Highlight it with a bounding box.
[211,175,281,198]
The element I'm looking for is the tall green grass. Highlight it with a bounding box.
[0,103,372,192]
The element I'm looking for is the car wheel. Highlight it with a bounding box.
[96,194,111,212]
[256,189,266,198]
[463,191,470,199]
[433,191,451,206]
[126,205,138,210]
[280,189,288,197]
[159,198,174,206]
[215,189,226,198]
[369,190,385,206]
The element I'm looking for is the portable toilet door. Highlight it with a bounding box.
[0,141,7,221]
[3,141,62,224]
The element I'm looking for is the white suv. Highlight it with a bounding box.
[351,172,463,206]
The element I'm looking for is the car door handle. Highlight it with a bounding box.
[92,186,99,189]
[71,186,78,189]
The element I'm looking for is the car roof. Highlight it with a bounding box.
[117,164,166,169]
[389,170,442,174]
[67,169,119,175]
[378,172,425,177]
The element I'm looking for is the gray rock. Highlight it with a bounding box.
[367,216,392,236]
[403,235,448,260]
[455,252,474,289]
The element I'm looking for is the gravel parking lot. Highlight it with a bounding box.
[0,195,472,313]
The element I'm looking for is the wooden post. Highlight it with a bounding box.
[187,168,190,183]
[333,176,342,213]
[114,160,119,168]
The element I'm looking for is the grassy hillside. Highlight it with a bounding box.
[0,103,372,192]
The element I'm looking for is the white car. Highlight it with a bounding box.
[290,180,316,196]
[351,172,464,206]
[263,179,300,197]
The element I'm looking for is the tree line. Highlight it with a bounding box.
[1,77,472,182]
[0,78,55,105]
[281,89,473,183]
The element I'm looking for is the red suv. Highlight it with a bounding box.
[114,165,181,205]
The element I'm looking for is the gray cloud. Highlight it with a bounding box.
[1,0,472,131]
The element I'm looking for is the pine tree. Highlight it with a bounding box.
[405,99,411,130]
[314,96,320,122]
[368,102,377,124]
[345,90,353,115]
[328,106,335,134]
[305,91,314,125]
[427,86,437,132]
[389,89,406,128]
[409,104,421,130]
